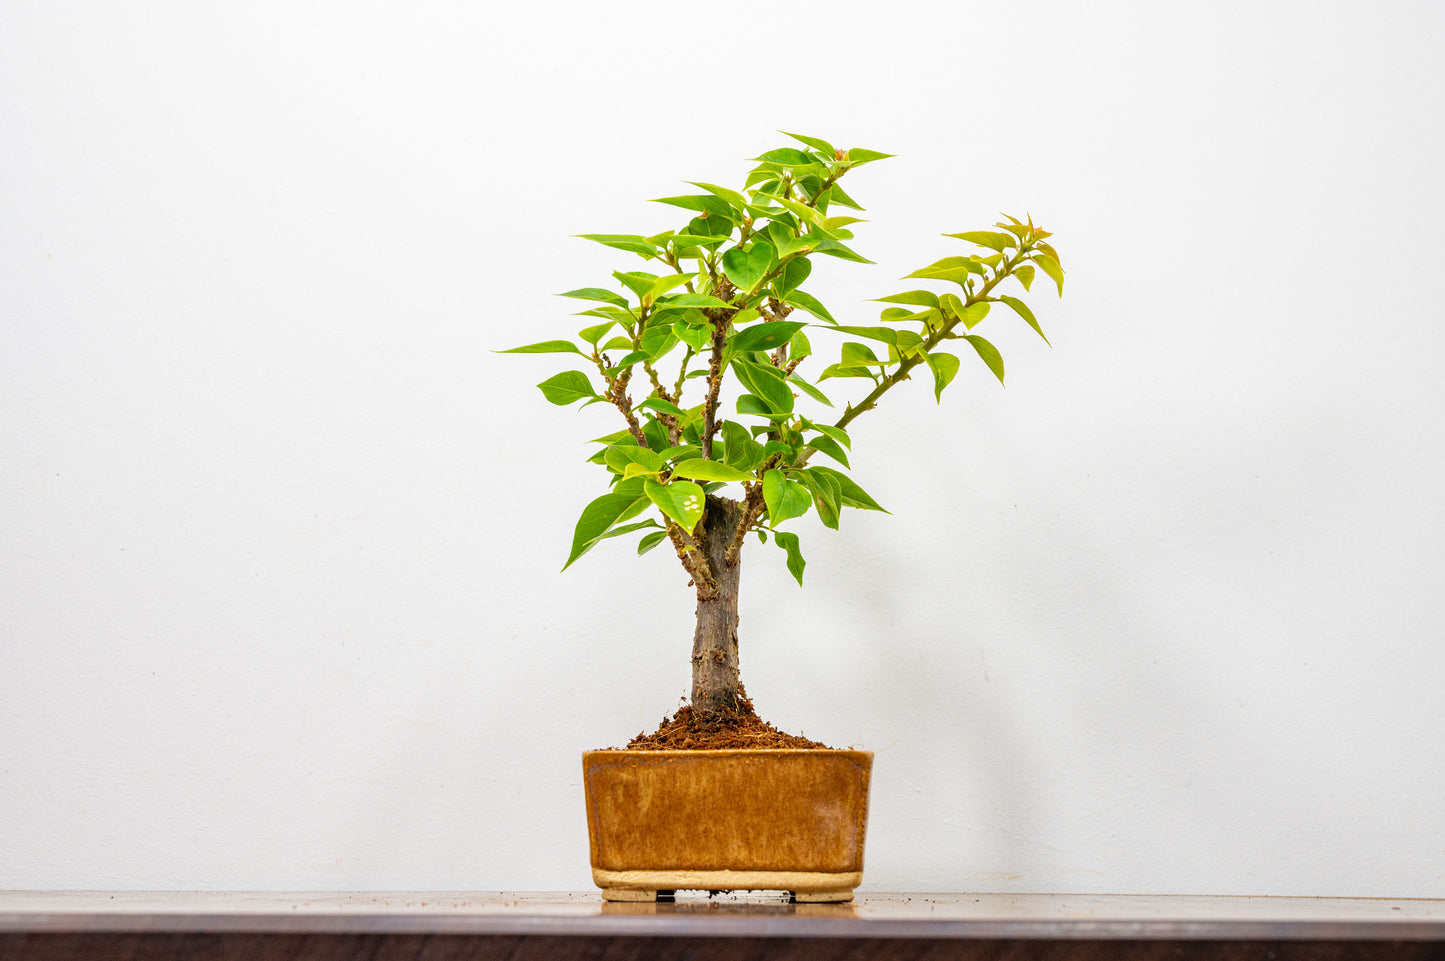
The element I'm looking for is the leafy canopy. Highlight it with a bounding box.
[503,133,1065,586]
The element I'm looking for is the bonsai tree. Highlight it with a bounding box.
[506,132,1064,730]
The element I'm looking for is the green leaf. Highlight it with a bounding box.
[808,435,850,468]
[787,371,833,407]
[559,287,630,307]
[777,257,812,296]
[537,371,596,406]
[963,334,1006,384]
[736,394,781,418]
[720,420,765,471]
[763,470,812,524]
[780,131,836,156]
[563,484,651,570]
[731,359,794,414]
[875,290,939,309]
[672,318,711,352]
[811,236,874,264]
[822,182,864,211]
[637,530,669,555]
[999,295,1049,345]
[670,458,753,482]
[1013,264,1036,292]
[637,397,687,418]
[755,147,815,166]
[653,194,739,221]
[925,350,960,402]
[578,322,614,345]
[840,342,885,367]
[658,292,731,310]
[577,234,659,258]
[686,181,749,213]
[809,465,887,512]
[944,230,1015,252]
[833,325,898,346]
[730,321,807,353]
[498,340,582,355]
[721,240,776,292]
[604,444,665,475]
[773,530,806,585]
[805,422,851,449]
[1033,253,1065,296]
[797,468,841,529]
[783,290,835,324]
[612,271,658,300]
[644,478,706,531]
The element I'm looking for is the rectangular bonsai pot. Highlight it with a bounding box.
[582,748,873,902]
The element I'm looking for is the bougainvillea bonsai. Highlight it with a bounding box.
[506,132,1063,745]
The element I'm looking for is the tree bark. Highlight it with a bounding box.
[690,495,743,714]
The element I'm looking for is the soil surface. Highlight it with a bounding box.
[624,690,832,750]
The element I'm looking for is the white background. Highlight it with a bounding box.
[3,0,1443,896]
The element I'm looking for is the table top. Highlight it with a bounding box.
[3,892,1443,941]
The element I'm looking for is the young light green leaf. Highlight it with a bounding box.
[960,301,990,330]
[925,350,960,402]
[840,147,894,165]
[1033,253,1065,296]
[780,131,836,156]
[963,334,1006,384]
[563,483,650,570]
[875,290,940,309]
[612,271,658,300]
[537,371,596,405]
[999,295,1050,345]
[658,292,731,310]
[498,340,582,355]
[821,182,864,211]
[772,530,806,585]
[730,321,807,353]
[811,236,874,264]
[755,147,815,166]
[1013,263,1035,292]
[670,458,753,482]
[763,470,813,525]
[644,478,706,531]
[943,230,1015,252]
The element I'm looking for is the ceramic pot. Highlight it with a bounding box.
[582,748,873,902]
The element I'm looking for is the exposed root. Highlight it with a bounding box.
[623,689,831,751]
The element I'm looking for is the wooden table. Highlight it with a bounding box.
[3,891,1443,959]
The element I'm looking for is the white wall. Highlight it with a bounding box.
[3,0,1442,896]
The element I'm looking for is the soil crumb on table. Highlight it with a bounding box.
[624,691,832,750]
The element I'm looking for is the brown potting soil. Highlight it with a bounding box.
[623,690,832,750]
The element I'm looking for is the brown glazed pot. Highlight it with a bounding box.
[582,748,873,902]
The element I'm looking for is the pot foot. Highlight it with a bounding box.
[600,888,658,902]
[793,890,855,903]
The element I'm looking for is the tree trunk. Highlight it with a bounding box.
[690,495,743,714]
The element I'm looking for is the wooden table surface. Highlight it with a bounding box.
[3,891,1443,960]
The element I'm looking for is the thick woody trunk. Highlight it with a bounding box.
[690,496,743,715]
